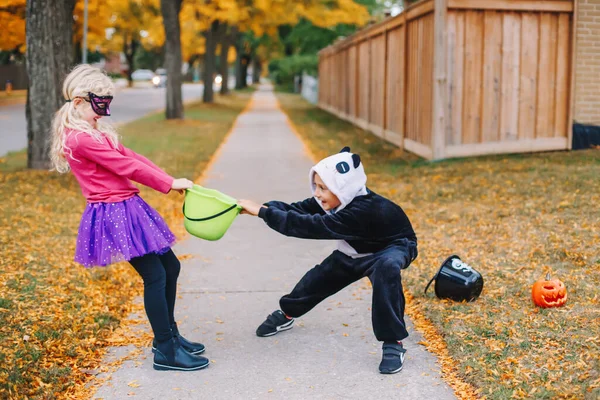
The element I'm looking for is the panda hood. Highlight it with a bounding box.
[309,147,368,213]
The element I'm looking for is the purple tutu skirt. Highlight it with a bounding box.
[74,195,176,267]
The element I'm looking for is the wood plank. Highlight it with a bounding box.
[383,31,389,133]
[432,0,447,159]
[385,29,396,134]
[349,45,358,119]
[355,117,369,130]
[376,34,386,128]
[446,11,457,146]
[424,14,435,147]
[416,18,424,143]
[444,137,568,158]
[385,129,404,148]
[340,50,345,114]
[407,21,416,141]
[370,35,378,125]
[448,0,573,12]
[501,11,521,141]
[554,13,570,138]
[329,53,334,109]
[386,13,407,30]
[451,11,465,146]
[366,40,372,122]
[405,24,412,140]
[536,13,558,138]
[325,54,329,106]
[318,57,322,104]
[417,18,425,142]
[481,10,503,143]
[405,138,434,159]
[462,10,484,144]
[407,0,434,21]
[337,51,342,112]
[518,13,539,140]
[320,57,325,105]
[347,47,352,117]
[359,41,370,121]
[396,25,406,142]
[568,1,577,149]
[331,54,336,110]
[346,49,351,115]
[341,51,345,112]
[367,122,385,138]
[411,20,418,141]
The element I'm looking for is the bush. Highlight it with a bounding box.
[107,72,124,80]
[268,54,318,85]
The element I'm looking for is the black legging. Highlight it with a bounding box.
[129,249,181,343]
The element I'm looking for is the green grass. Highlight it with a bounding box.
[276,92,600,400]
[0,91,253,398]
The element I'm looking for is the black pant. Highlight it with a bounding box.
[129,249,181,342]
[280,242,417,342]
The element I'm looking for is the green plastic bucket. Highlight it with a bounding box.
[183,185,242,241]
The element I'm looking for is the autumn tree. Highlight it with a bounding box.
[26,0,76,169]
[161,0,184,119]
[97,0,161,86]
[72,0,114,63]
[0,0,26,63]
[219,25,237,95]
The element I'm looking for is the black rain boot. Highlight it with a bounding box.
[152,324,206,355]
[153,336,209,371]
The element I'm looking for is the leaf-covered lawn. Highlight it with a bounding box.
[0,92,251,399]
[277,93,600,400]
[0,90,26,107]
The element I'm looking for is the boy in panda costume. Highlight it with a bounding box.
[238,147,418,374]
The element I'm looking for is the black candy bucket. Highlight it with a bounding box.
[424,255,484,302]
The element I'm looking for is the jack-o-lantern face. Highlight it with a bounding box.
[532,273,567,308]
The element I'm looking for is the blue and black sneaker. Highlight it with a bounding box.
[256,310,294,337]
[379,342,406,374]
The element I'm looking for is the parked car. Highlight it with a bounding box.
[131,69,155,81]
[153,68,167,88]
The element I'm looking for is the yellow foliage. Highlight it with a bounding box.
[0,0,25,51]
[0,0,369,61]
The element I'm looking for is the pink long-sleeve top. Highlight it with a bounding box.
[65,129,174,203]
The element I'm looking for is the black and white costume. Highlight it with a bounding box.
[258,148,417,342]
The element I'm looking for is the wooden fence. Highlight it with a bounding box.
[318,0,577,160]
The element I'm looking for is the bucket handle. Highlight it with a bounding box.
[424,275,436,295]
[183,203,238,222]
[424,254,461,295]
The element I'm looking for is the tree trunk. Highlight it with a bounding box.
[123,35,138,88]
[74,40,82,65]
[251,56,260,84]
[26,0,76,169]
[234,32,247,90]
[161,0,184,119]
[203,20,223,103]
[219,25,236,95]
[241,54,250,88]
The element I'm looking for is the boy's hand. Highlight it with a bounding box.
[238,199,266,216]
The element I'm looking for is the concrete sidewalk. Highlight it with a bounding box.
[93,86,456,400]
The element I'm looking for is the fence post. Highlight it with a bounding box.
[432,0,448,160]
[567,0,579,150]
[383,29,389,140]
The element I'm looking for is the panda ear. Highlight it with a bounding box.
[340,146,351,153]
[352,154,361,168]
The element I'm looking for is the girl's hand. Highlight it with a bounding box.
[171,178,194,194]
[238,199,266,216]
